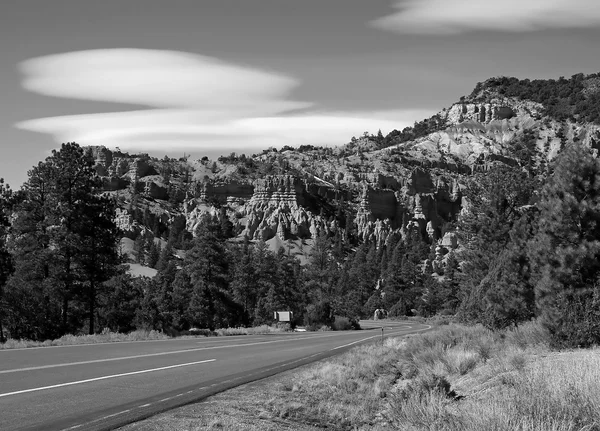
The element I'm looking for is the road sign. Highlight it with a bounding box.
[274,311,293,322]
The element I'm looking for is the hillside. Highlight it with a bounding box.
[93,73,600,262]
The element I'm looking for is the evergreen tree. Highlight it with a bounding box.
[529,144,600,346]
[78,191,121,334]
[457,165,536,324]
[101,269,146,333]
[305,233,334,303]
[155,242,174,272]
[477,209,537,329]
[252,239,279,324]
[343,243,374,318]
[230,241,258,324]
[0,179,14,342]
[133,233,146,264]
[183,217,241,329]
[137,260,178,330]
[440,252,461,313]
[147,239,161,269]
[258,247,305,326]
[7,160,65,339]
[5,143,121,338]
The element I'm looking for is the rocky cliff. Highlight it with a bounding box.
[88,73,600,261]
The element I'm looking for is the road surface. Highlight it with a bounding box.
[0,320,430,431]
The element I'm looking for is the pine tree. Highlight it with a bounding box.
[137,259,178,330]
[101,269,145,333]
[147,239,161,269]
[305,233,334,303]
[529,144,600,346]
[183,216,241,329]
[0,179,14,342]
[7,161,65,339]
[133,233,146,264]
[78,191,121,334]
[6,143,121,337]
[343,243,374,318]
[252,239,278,324]
[257,247,305,326]
[230,242,258,324]
[457,165,536,324]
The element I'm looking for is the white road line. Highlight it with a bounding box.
[138,403,152,408]
[0,359,215,399]
[62,409,132,430]
[100,410,130,420]
[331,335,380,350]
[329,325,431,351]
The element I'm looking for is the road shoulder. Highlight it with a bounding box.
[118,362,325,431]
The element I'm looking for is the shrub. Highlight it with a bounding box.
[332,316,358,331]
[304,301,334,328]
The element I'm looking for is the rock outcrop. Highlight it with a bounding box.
[86,79,600,258]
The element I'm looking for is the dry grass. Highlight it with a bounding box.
[215,324,290,336]
[389,349,600,431]
[0,324,290,350]
[119,321,600,431]
[384,322,600,431]
[0,329,169,349]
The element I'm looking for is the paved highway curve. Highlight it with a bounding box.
[0,320,430,431]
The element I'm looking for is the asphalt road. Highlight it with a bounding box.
[0,320,430,431]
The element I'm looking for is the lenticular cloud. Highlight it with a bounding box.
[371,0,600,35]
[16,48,418,152]
[19,49,308,114]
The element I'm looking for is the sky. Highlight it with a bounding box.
[1,0,600,187]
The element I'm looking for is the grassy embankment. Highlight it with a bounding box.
[122,321,600,431]
[0,325,288,350]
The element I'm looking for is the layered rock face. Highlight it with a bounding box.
[443,96,544,126]
[355,169,461,244]
[90,146,157,180]
[186,175,329,241]
[182,166,462,245]
[89,146,169,198]
[91,144,466,246]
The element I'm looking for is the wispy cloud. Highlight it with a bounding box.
[17,109,426,153]
[371,0,600,35]
[17,49,427,154]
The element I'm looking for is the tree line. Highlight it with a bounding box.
[472,73,600,124]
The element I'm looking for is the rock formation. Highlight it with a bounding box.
[84,77,600,258]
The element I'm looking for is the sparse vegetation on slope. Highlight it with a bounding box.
[471,73,600,124]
